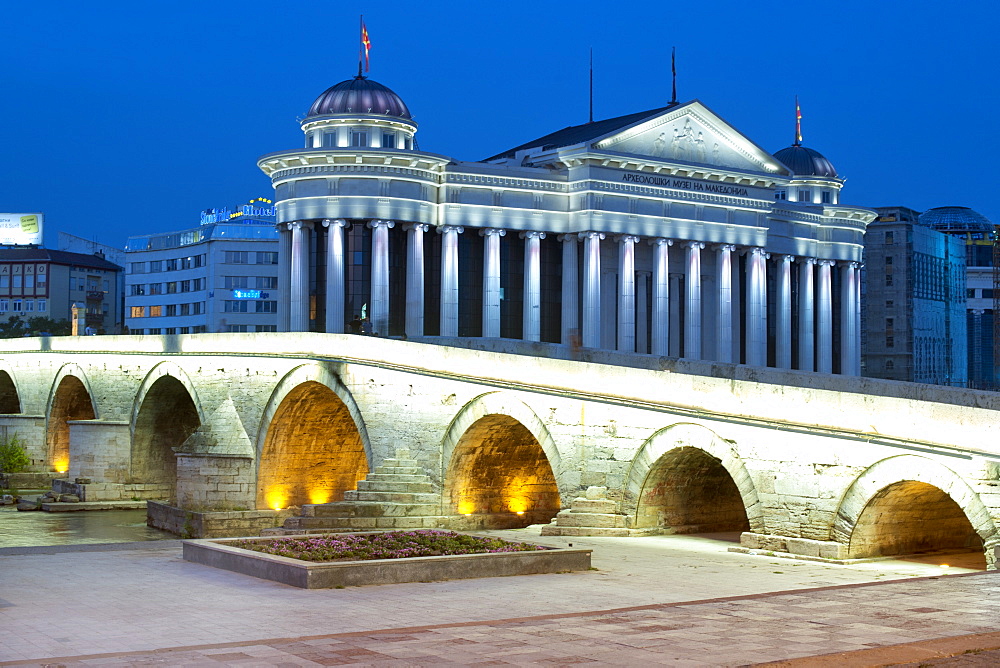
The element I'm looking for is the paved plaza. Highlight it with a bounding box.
[1,529,999,666]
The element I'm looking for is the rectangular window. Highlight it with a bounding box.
[13,276,22,290]
[885,300,893,308]
[774,189,787,201]
[193,325,207,334]
[0,300,7,313]
[130,284,146,296]
[149,260,162,272]
[165,328,176,335]
[180,257,192,270]
[886,336,894,348]
[180,280,191,293]
[798,190,810,202]
[886,318,894,330]
[180,327,190,334]
[0,276,8,289]
[166,282,178,294]
[180,303,190,316]
[149,283,163,295]
[381,131,396,149]
[24,276,34,289]
[256,325,278,333]
[165,259,178,271]
[130,306,146,318]
[821,191,831,204]
[23,300,33,312]
[255,300,277,313]
[256,276,278,289]
[256,252,278,265]
[226,251,249,264]
[323,131,336,148]
[225,276,250,289]
[885,231,894,244]
[37,298,46,312]
[165,304,177,317]
[148,328,161,335]
[196,254,205,268]
[224,300,249,313]
[967,288,976,298]
[350,130,368,147]
[192,302,204,315]
[984,289,995,299]
[130,262,146,274]
[404,137,412,150]
[194,278,205,291]
[149,305,162,317]
[885,256,892,265]
[227,324,250,333]
[885,275,893,286]
[12,299,21,312]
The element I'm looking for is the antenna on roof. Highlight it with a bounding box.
[589,47,594,123]
[670,47,677,106]
[794,96,802,146]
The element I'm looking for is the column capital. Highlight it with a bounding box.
[615,234,640,244]
[367,220,395,230]
[648,238,673,247]
[972,308,986,315]
[579,231,606,241]
[402,223,430,233]
[716,243,737,253]
[557,233,579,243]
[799,257,817,265]
[520,231,546,240]
[683,241,706,250]
[287,221,307,231]
[840,260,861,269]
[776,254,793,263]
[479,228,506,238]
[746,246,767,257]
[321,218,348,228]
[438,225,464,235]
[817,259,836,267]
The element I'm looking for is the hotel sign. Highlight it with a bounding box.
[0,213,43,246]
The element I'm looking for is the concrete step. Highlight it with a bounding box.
[342,490,441,504]
[373,466,425,476]
[355,480,435,493]
[550,510,628,529]
[308,501,443,518]
[363,472,431,483]
[283,515,451,531]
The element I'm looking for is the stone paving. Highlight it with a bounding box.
[1,529,999,666]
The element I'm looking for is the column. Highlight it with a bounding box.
[684,242,705,359]
[636,271,650,354]
[367,220,394,337]
[731,251,742,362]
[277,224,292,332]
[617,235,639,352]
[745,247,767,367]
[840,261,859,376]
[715,244,735,363]
[668,274,682,357]
[438,226,463,337]
[798,258,815,372]
[481,228,505,338]
[521,231,545,342]
[854,262,862,376]
[559,234,579,345]
[776,255,793,369]
[580,231,605,348]
[649,239,672,356]
[816,259,834,373]
[321,219,347,333]
[404,223,429,338]
[289,221,311,332]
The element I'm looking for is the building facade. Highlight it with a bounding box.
[862,207,968,386]
[0,248,124,333]
[124,200,280,335]
[257,76,876,373]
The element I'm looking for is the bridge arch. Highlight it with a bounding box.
[624,422,763,534]
[833,455,997,567]
[441,392,563,528]
[255,363,371,510]
[0,362,21,413]
[129,362,204,496]
[45,363,98,474]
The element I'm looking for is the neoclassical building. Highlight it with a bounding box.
[258,75,875,374]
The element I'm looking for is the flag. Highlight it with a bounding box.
[361,21,371,73]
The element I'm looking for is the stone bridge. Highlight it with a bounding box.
[1,334,999,568]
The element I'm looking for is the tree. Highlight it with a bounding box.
[0,316,72,338]
[0,434,30,474]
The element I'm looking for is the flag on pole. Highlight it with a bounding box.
[361,20,372,73]
[795,96,802,145]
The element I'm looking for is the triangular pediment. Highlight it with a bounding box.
[592,101,789,175]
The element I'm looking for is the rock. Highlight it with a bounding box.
[16,501,39,511]
[0,494,14,505]
[584,486,608,500]
[75,477,92,485]
[58,494,81,503]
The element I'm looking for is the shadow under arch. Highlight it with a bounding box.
[129,362,204,497]
[833,454,998,568]
[0,363,22,413]
[441,391,563,528]
[624,422,762,534]
[45,363,98,473]
[255,363,371,510]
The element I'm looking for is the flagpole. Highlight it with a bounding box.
[670,47,677,105]
[589,47,594,124]
[358,15,363,78]
[794,96,802,146]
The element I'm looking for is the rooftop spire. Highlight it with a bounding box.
[589,47,594,123]
[670,47,677,106]
[794,95,802,146]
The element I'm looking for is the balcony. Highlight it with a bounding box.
[86,291,105,301]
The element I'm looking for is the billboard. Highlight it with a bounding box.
[0,213,43,246]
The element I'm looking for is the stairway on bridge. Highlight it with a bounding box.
[263,449,452,536]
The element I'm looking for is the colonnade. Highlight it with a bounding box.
[280,220,861,375]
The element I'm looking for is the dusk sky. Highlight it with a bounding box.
[4,1,998,249]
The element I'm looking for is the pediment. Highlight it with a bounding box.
[592,102,789,175]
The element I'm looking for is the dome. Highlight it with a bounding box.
[918,206,995,234]
[773,145,838,179]
[306,77,411,120]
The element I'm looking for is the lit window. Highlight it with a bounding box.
[130,306,146,318]
[150,305,162,317]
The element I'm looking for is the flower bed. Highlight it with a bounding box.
[183,530,592,589]
[229,530,542,562]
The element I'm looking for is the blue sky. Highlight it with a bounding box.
[3,0,998,249]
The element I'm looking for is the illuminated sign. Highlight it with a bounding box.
[0,213,44,245]
[201,198,275,225]
[232,289,269,299]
